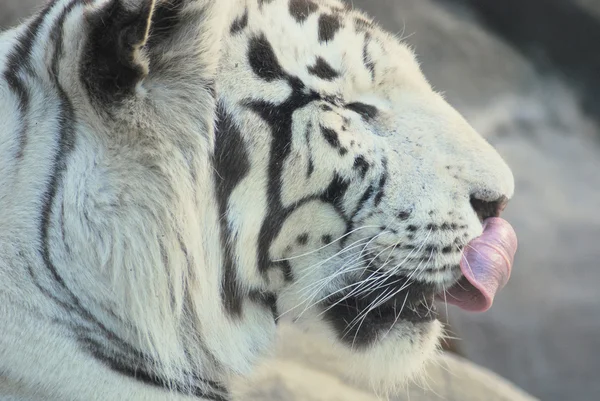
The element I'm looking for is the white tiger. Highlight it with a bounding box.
[0,0,517,400]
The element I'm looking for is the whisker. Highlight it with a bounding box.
[272,225,379,262]
[295,237,371,276]
[341,242,401,299]
[302,229,394,300]
[345,286,395,340]
[295,230,392,299]
[282,251,378,320]
[388,228,434,276]
[381,292,410,340]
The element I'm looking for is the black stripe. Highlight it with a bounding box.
[12,0,161,387]
[345,102,378,121]
[356,184,375,212]
[59,191,71,253]
[318,13,341,43]
[249,89,320,275]
[244,35,364,277]
[27,3,228,396]
[273,260,294,282]
[80,335,229,401]
[38,1,148,363]
[230,7,248,34]
[320,125,341,149]
[248,34,285,81]
[213,103,251,316]
[40,0,82,292]
[305,121,315,177]
[258,0,275,8]
[320,173,350,212]
[362,33,375,81]
[354,17,373,32]
[289,0,319,23]
[373,159,387,207]
[28,2,206,395]
[249,290,279,322]
[308,56,340,80]
[343,160,386,247]
[373,176,386,206]
[353,155,370,179]
[3,1,56,159]
[246,34,324,278]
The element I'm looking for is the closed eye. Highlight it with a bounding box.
[345,102,378,120]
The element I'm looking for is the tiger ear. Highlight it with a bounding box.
[81,0,157,103]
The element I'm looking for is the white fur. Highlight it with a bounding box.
[0,0,514,400]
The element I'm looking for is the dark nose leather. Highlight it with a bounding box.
[470,195,509,222]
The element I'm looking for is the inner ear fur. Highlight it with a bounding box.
[81,0,156,104]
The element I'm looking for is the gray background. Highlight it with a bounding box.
[2,1,599,400]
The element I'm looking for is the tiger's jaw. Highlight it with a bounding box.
[273,214,517,392]
[273,253,447,391]
[281,259,448,352]
[280,286,444,393]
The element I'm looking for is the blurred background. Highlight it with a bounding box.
[3,1,599,400]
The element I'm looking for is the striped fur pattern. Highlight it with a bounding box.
[0,0,514,399]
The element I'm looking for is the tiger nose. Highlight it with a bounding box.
[470,195,509,222]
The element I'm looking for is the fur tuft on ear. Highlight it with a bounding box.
[81,0,156,103]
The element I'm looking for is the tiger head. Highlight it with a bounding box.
[0,0,515,398]
[214,0,515,391]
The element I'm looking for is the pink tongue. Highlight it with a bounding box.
[443,217,518,312]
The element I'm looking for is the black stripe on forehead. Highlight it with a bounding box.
[230,7,249,34]
[318,13,341,43]
[345,102,378,120]
[308,57,340,81]
[258,0,275,9]
[289,0,318,23]
[362,33,375,81]
[243,31,361,280]
[244,37,322,274]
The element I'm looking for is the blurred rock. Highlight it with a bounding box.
[0,0,42,29]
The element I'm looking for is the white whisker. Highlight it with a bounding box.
[272,225,379,262]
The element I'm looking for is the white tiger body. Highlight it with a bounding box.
[0,0,514,400]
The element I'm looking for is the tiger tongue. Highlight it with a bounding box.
[442,217,518,312]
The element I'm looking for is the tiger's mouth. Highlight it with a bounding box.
[322,275,439,348]
[320,217,518,347]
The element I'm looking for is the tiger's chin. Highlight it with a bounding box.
[290,310,443,395]
[277,282,442,395]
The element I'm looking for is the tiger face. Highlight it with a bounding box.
[215,0,514,389]
[0,0,515,399]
